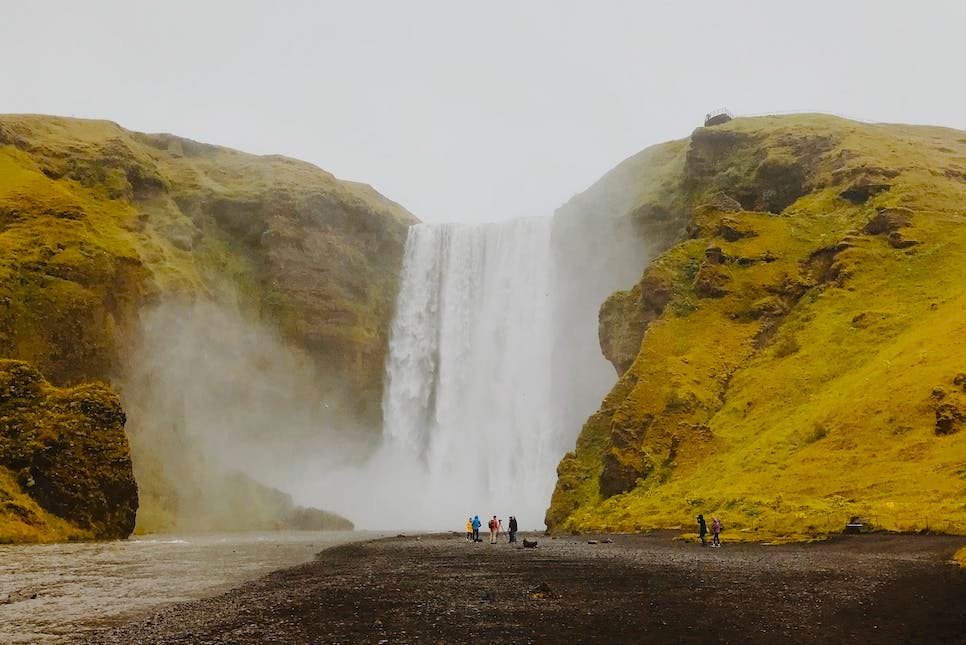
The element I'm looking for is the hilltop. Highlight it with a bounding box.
[548,114,966,539]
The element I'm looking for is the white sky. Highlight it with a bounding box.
[3,1,965,223]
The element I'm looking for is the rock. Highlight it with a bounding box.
[717,217,758,242]
[283,506,354,531]
[523,539,539,548]
[953,373,966,391]
[753,154,807,213]
[839,182,891,204]
[599,268,673,374]
[527,582,556,599]
[750,296,787,320]
[587,540,599,545]
[863,207,912,235]
[935,403,964,435]
[693,263,730,298]
[599,448,645,498]
[704,246,727,264]
[887,231,919,249]
[0,360,137,540]
[698,192,743,213]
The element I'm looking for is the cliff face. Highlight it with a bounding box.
[548,114,966,539]
[0,115,415,424]
[0,114,415,539]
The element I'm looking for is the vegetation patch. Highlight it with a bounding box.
[549,114,966,541]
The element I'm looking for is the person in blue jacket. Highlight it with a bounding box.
[471,515,481,542]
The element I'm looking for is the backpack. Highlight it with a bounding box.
[488,519,495,530]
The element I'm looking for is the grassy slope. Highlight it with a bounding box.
[0,115,416,406]
[0,115,412,539]
[549,114,966,540]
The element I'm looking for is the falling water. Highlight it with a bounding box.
[382,219,563,526]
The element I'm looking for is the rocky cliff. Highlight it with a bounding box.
[548,114,966,539]
[0,114,413,539]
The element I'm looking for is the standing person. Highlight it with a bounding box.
[466,517,473,542]
[472,515,481,542]
[489,515,499,544]
[712,517,722,547]
[697,514,708,547]
[508,515,518,543]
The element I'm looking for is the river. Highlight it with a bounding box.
[0,530,375,643]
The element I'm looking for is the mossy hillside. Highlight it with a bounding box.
[0,114,417,537]
[0,115,416,424]
[548,114,966,540]
[956,546,966,568]
[0,360,137,541]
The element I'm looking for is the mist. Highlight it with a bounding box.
[119,300,369,532]
[118,189,652,533]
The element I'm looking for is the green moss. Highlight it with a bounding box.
[549,114,966,540]
[955,546,966,568]
[0,359,136,541]
[0,114,417,538]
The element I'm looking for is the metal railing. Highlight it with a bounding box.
[704,108,734,125]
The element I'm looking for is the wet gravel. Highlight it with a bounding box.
[84,532,966,644]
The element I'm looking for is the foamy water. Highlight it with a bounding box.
[0,531,373,643]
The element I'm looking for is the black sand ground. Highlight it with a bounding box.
[85,532,966,644]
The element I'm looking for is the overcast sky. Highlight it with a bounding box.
[4,1,965,222]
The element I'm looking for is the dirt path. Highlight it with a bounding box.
[85,532,966,644]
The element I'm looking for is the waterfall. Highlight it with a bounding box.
[294,211,645,531]
[382,219,562,527]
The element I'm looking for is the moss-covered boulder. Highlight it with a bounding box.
[0,359,136,540]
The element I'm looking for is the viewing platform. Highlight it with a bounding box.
[704,108,734,127]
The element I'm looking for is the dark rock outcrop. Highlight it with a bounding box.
[863,207,913,235]
[0,360,137,539]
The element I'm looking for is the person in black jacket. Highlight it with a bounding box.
[508,516,518,543]
[697,514,708,547]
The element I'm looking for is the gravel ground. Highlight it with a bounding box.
[84,532,966,644]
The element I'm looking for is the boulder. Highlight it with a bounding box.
[887,231,919,249]
[935,403,964,435]
[0,360,137,539]
[863,207,913,235]
[693,263,730,298]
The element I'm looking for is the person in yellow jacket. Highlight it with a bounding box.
[465,517,473,541]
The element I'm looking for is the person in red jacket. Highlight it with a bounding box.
[488,515,499,544]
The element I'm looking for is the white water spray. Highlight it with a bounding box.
[275,210,647,531]
[380,219,561,527]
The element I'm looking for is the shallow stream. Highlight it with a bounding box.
[0,530,372,643]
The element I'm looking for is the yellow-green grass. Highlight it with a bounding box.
[0,467,91,543]
[955,546,966,568]
[549,114,966,541]
[0,114,416,536]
